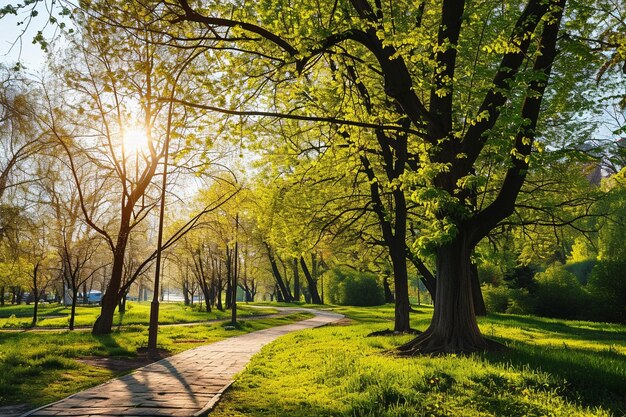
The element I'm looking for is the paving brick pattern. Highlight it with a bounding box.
[20,309,343,417]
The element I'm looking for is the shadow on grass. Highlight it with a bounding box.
[0,304,68,318]
[482,340,626,416]
[92,333,134,357]
[486,314,626,341]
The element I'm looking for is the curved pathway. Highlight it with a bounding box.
[20,308,343,417]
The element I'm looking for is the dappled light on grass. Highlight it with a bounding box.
[0,302,277,329]
[0,312,311,407]
[209,307,624,417]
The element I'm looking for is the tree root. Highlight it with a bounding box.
[395,330,508,356]
[367,328,422,337]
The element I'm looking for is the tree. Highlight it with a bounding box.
[0,66,44,201]
[155,0,608,352]
[6,0,616,351]
[35,7,229,334]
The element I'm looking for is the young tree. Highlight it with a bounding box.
[35,8,227,334]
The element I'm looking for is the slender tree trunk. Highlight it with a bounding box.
[389,237,411,332]
[183,281,190,305]
[383,276,394,303]
[471,263,486,316]
[406,248,437,299]
[292,258,300,302]
[69,287,78,330]
[200,279,212,312]
[118,294,127,314]
[266,247,293,302]
[82,282,88,304]
[231,238,238,325]
[300,256,322,304]
[399,231,487,354]
[0,286,4,305]
[32,295,39,327]
[92,240,127,335]
[31,264,40,327]
[216,282,223,311]
[225,247,232,309]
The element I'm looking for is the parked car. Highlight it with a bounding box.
[79,290,102,305]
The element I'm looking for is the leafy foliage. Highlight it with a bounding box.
[323,266,385,306]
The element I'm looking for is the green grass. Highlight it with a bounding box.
[0,302,277,328]
[209,305,625,417]
[0,312,311,407]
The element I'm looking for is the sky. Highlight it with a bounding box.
[0,1,69,71]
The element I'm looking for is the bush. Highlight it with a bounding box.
[564,259,596,285]
[534,265,588,319]
[506,288,535,315]
[481,285,509,313]
[323,266,385,306]
[504,264,537,290]
[587,260,626,323]
[477,263,504,286]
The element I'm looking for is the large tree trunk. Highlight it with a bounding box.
[399,231,487,354]
[299,256,322,304]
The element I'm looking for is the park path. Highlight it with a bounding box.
[19,308,343,417]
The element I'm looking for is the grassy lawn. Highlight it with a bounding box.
[210,304,626,417]
[0,302,277,328]
[0,312,311,407]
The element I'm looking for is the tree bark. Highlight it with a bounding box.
[406,247,437,299]
[265,244,293,302]
[292,258,300,302]
[389,237,411,332]
[31,263,40,327]
[225,246,232,309]
[69,288,78,330]
[92,239,127,335]
[471,263,486,316]
[383,276,394,303]
[118,294,127,314]
[399,230,487,353]
[299,256,322,304]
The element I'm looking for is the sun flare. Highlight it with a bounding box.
[122,127,149,154]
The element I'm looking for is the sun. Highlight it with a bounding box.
[122,127,149,155]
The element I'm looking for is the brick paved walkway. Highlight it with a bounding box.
[20,309,343,417]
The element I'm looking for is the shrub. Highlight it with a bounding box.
[482,285,509,313]
[323,266,385,306]
[534,265,588,319]
[478,263,504,286]
[506,288,535,315]
[504,264,537,290]
[564,259,596,285]
[587,260,626,323]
